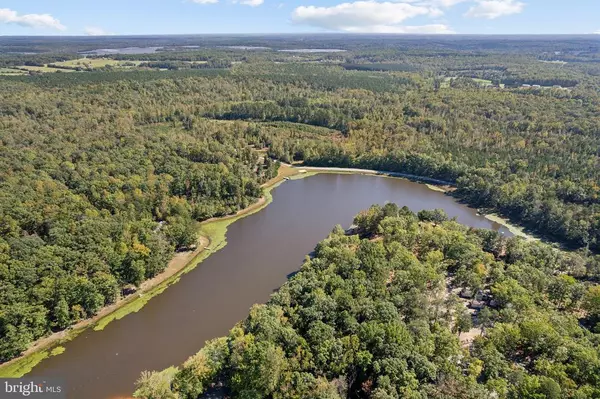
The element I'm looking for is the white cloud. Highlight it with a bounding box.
[291,1,448,33]
[190,0,219,4]
[429,0,468,7]
[465,0,525,19]
[594,30,600,34]
[0,8,66,31]
[84,26,112,36]
[371,0,467,8]
[233,0,264,6]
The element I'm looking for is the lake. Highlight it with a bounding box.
[221,46,272,50]
[79,47,163,55]
[29,173,510,399]
[279,48,346,53]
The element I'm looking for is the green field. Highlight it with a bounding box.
[472,77,493,85]
[52,58,142,69]
[0,68,26,76]
[16,65,77,73]
[442,76,494,87]
[9,59,205,76]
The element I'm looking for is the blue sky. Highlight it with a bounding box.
[0,0,599,36]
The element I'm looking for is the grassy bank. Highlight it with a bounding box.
[0,346,66,378]
[485,213,538,241]
[425,183,451,193]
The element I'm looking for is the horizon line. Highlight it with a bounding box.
[1,33,600,38]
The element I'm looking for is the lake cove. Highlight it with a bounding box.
[26,173,511,399]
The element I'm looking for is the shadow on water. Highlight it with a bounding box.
[286,270,300,280]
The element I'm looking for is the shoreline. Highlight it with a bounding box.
[484,213,538,241]
[290,165,531,241]
[0,164,530,377]
[284,165,454,186]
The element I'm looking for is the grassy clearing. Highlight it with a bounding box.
[53,58,142,69]
[54,58,120,68]
[472,78,493,85]
[13,59,143,76]
[442,76,494,87]
[0,68,27,76]
[16,66,76,73]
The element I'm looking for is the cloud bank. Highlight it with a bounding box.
[0,8,66,31]
[291,1,453,33]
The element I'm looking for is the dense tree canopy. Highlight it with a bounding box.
[0,78,278,362]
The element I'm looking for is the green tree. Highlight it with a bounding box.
[165,217,198,249]
[134,367,178,399]
[53,297,70,330]
[583,285,600,326]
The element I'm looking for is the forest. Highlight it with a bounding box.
[0,35,599,373]
[134,204,600,399]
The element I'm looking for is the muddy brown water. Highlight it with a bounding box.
[28,173,511,399]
